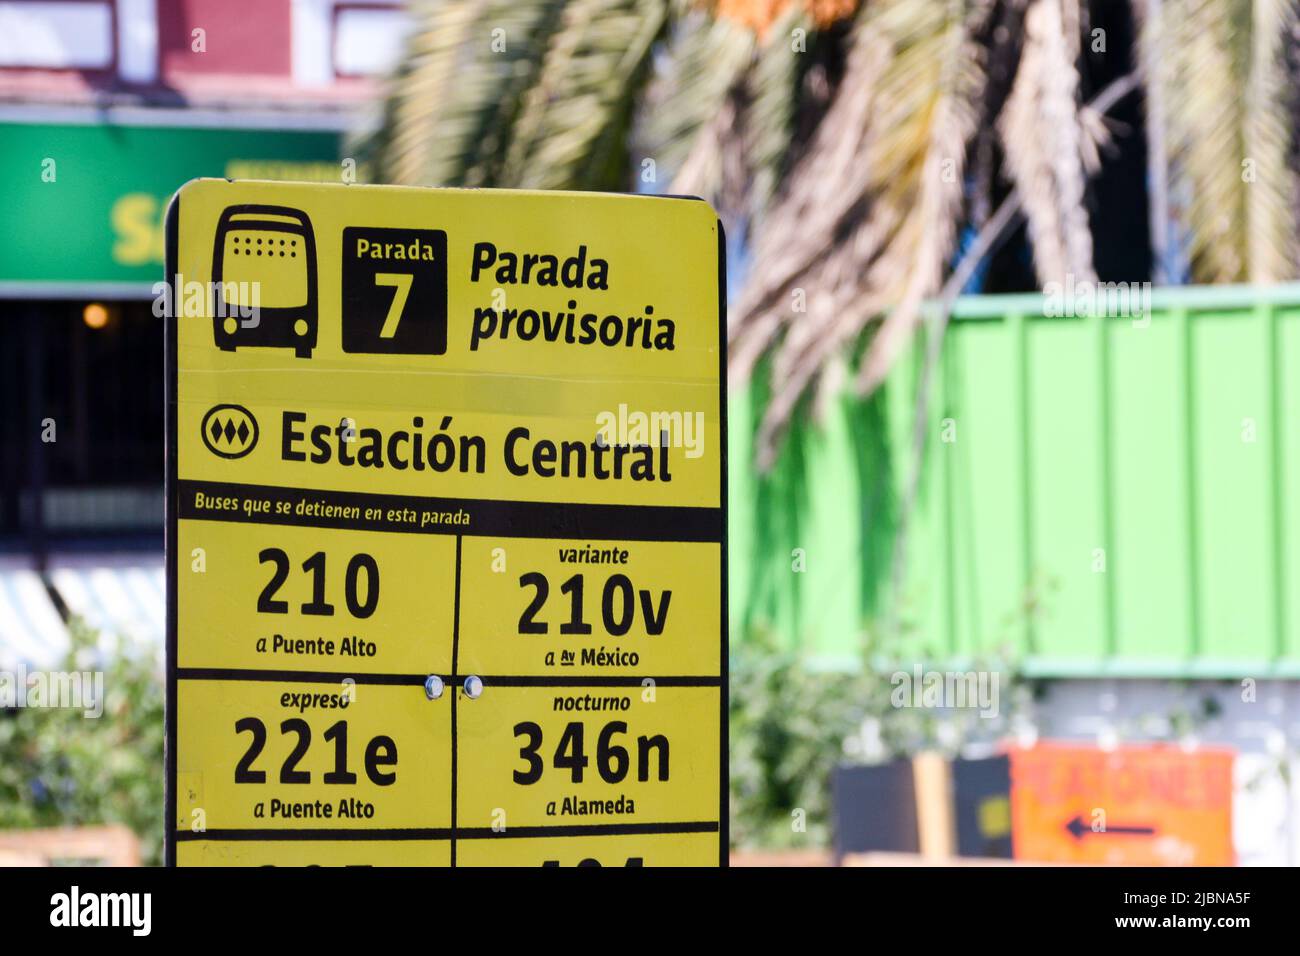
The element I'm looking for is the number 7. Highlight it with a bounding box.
[374,273,413,338]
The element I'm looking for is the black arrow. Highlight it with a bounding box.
[1065,814,1156,840]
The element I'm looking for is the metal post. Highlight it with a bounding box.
[26,304,47,572]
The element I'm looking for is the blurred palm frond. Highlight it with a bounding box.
[1141,0,1299,283]
[362,0,655,190]
[638,10,757,210]
[998,0,1096,284]
[501,0,671,189]
[740,7,812,217]
[731,0,993,464]
[638,4,812,224]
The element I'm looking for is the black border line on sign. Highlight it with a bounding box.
[175,820,720,842]
[174,668,722,687]
[450,533,461,866]
[164,183,729,868]
[717,218,729,869]
[175,478,723,543]
[164,189,180,869]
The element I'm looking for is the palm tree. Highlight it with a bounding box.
[1140,0,1297,285]
[360,0,1300,465]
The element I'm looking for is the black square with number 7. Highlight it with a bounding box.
[341,226,448,355]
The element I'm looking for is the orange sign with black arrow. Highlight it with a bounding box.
[1010,742,1234,866]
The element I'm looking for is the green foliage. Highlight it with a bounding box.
[0,620,164,865]
[729,629,878,849]
[729,625,1027,850]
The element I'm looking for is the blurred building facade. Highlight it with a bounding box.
[0,0,405,662]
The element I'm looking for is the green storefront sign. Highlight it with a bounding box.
[0,120,348,296]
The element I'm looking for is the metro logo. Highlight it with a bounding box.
[200,404,259,459]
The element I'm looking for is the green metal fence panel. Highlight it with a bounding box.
[728,283,1300,677]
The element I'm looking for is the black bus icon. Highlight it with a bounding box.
[212,204,318,359]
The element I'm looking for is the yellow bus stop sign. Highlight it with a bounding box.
[165,179,726,867]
